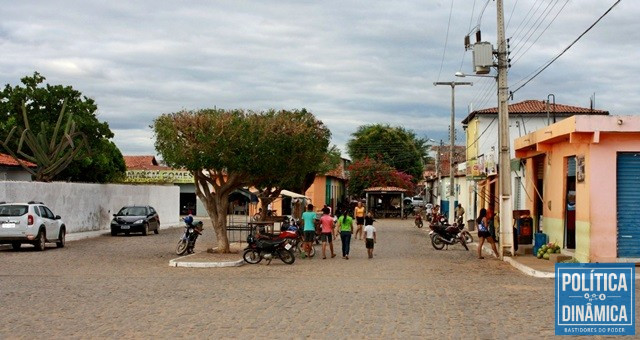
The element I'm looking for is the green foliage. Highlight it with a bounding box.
[153,107,331,251]
[346,124,430,180]
[1,101,88,182]
[0,72,125,182]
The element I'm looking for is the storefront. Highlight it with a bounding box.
[515,115,640,262]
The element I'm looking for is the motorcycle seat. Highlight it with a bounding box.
[256,239,286,247]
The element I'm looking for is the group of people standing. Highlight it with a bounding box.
[300,202,377,260]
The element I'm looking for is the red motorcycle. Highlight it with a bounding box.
[257,227,315,257]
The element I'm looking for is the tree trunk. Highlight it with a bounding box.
[205,198,231,253]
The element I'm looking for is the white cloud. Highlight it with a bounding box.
[0,0,637,157]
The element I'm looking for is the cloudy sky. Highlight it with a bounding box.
[1,0,636,157]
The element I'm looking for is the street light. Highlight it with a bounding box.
[433,81,473,222]
[455,71,496,78]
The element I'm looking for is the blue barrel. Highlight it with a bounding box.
[534,233,548,255]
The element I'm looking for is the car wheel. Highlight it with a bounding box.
[142,223,149,236]
[56,227,66,248]
[11,242,21,250]
[34,229,46,251]
[153,225,159,234]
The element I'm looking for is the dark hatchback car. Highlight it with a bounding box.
[111,206,160,236]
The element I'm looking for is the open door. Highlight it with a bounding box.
[565,156,576,249]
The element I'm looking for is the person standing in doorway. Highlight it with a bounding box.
[338,211,354,259]
[354,201,365,240]
[319,207,336,259]
[476,208,499,259]
[301,204,317,258]
[364,211,376,259]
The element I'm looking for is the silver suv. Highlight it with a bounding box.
[0,201,66,251]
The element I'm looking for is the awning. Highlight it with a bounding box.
[280,189,309,199]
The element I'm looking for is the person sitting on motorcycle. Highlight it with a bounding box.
[431,205,441,224]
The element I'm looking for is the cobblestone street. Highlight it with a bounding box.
[1,218,636,338]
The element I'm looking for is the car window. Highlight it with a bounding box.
[150,207,156,215]
[34,206,42,217]
[0,205,28,216]
[42,207,55,219]
[117,207,147,216]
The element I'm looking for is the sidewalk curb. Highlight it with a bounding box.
[168,251,245,268]
[474,242,555,279]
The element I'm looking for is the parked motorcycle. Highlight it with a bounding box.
[429,216,469,251]
[175,217,203,255]
[243,234,296,265]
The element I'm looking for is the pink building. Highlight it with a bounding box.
[515,115,640,263]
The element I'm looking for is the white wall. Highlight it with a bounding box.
[0,181,179,233]
[0,168,32,182]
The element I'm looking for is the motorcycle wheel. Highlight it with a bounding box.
[462,231,473,244]
[175,239,189,255]
[431,235,445,250]
[243,249,262,264]
[278,249,295,264]
[415,220,423,228]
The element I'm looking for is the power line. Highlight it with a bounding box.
[505,0,520,30]
[511,0,570,65]
[509,0,543,43]
[512,0,622,94]
[510,0,557,52]
[436,0,456,82]
[458,0,478,72]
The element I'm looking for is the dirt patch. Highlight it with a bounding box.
[176,252,242,263]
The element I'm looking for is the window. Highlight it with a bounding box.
[42,206,55,219]
[150,207,156,215]
[34,206,42,217]
[0,205,28,216]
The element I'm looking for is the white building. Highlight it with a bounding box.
[0,153,34,181]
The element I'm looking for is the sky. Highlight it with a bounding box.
[1,0,637,158]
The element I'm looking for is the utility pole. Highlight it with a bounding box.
[496,0,514,258]
[435,140,443,204]
[434,81,472,222]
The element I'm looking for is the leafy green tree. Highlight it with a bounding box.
[0,72,125,182]
[346,124,430,181]
[153,108,331,252]
[250,109,332,218]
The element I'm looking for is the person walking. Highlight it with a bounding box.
[301,204,317,258]
[476,208,499,259]
[354,201,365,240]
[319,207,336,259]
[363,211,377,259]
[337,211,354,259]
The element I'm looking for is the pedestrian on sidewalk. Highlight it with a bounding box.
[337,211,354,259]
[476,208,499,259]
[364,212,376,259]
[301,204,317,258]
[320,207,337,259]
[354,201,365,240]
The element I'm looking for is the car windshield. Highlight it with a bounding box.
[0,205,28,216]
[117,207,147,216]
[413,197,423,201]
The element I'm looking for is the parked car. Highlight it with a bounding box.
[0,201,66,251]
[111,206,160,236]
[403,196,426,208]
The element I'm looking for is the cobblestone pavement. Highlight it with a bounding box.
[1,219,637,338]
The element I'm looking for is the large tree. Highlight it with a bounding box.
[346,124,430,181]
[153,108,331,252]
[250,109,332,218]
[0,72,125,182]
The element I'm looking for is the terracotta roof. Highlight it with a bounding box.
[364,186,408,192]
[124,155,170,170]
[0,153,36,168]
[461,100,609,124]
[326,159,349,180]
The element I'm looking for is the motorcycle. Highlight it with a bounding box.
[429,215,469,251]
[414,212,423,228]
[257,225,316,257]
[175,217,204,255]
[243,234,296,265]
[455,216,474,244]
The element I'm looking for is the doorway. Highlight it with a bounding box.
[564,156,576,249]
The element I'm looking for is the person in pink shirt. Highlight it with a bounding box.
[319,207,336,259]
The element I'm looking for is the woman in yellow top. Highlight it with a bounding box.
[354,201,366,240]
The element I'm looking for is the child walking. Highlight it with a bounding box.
[363,212,376,259]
